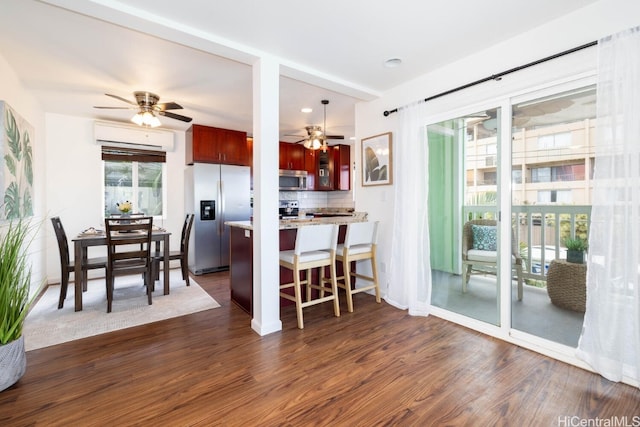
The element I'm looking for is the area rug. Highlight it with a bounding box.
[23,270,220,351]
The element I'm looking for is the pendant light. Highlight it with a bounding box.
[302,99,331,151]
[320,99,329,152]
[303,126,323,150]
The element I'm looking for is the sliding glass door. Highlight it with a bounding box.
[427,81,596,349]
[429,107,503,326]
[510,85,595,346]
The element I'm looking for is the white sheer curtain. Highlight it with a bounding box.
[386,101,431,316]
[577,26,640,385]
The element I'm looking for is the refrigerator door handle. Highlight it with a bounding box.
[218,179,224,235]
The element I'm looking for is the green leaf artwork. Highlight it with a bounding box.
[0,102,34,219]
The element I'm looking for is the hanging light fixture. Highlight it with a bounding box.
[320,99,329,151]
[303,125,324,150]
[131,108,161,128]
[303,100,330,151]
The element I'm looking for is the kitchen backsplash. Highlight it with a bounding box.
[279,190,354,210]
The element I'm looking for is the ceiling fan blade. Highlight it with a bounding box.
[93,106,136,110]
[325,135,344,140]
[156,102,183,111]
[104,93,137,105]
[158,111,193,123]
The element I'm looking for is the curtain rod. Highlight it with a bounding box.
[382,40,598,117]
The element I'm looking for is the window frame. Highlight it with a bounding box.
[101,146,167,219]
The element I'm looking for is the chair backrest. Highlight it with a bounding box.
[51,216,70,266]
[180,213,195,254]
[104,217,153,268]
[463,219,496,253]
[294,224,338,255]
[462,219,521,259]
[344,221,378,248]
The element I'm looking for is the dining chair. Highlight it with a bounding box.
[333,221,381,313]
[104,216,154,313]
[152,213,194,286]
[279,223,340,329]
[51,217,108,309]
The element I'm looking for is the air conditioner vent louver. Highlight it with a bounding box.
[94,121,174,151]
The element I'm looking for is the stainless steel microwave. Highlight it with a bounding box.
[279,169,308,191]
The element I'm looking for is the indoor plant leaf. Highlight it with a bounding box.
[0,218,37,344]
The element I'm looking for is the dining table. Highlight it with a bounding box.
[72,228,171,311]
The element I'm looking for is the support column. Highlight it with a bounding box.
[251,56,282,335]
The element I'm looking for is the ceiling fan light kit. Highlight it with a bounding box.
[300,99,344,151]
[303,135,323,150]
[95,91,193,128]
[131,110,161,127]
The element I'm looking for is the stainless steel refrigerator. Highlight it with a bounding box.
[185,163,251,274]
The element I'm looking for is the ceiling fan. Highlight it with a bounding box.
[291,100,344,150]
[94,91,193,127]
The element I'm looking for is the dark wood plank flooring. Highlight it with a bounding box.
[1,271,639,426]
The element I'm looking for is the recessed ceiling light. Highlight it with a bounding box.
[384,58,402,68]
[301,107,312,113]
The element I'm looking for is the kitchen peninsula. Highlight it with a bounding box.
[226,211,368,314]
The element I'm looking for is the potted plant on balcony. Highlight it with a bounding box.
[0,219,37,392]
[564,237,587,264]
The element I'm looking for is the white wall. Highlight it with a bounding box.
[44,114,187,284]
[0,53,46,292]
[4,0,638,291]
[354,0,640,294]
[0,50,188,287]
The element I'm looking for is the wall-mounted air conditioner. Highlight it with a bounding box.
[94,121,175,151]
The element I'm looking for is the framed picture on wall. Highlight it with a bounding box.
[0,101,34,219]
[362,132,392,186]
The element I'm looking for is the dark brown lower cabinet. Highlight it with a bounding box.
[229,225,348,315]
[229,227,253,314]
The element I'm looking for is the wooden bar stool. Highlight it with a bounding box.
[334,221,381,312]
[279,224,340,329]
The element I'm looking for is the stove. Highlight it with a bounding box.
[279,200,299,218]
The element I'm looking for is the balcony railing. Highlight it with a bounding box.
[463,205,591,283]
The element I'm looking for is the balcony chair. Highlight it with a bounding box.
[333,221,381,313]
[104,216,154,313]
[461,219,523,301]
[51,216,108,309]
[152,213,194,286]
[279,224,340,329]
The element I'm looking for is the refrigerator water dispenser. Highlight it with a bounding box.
[200,200,215,220]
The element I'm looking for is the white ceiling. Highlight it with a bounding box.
[0,0,598,142]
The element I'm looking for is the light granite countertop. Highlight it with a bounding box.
[226,212,368,230]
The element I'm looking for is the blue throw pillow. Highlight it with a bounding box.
[471,225,497,251]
